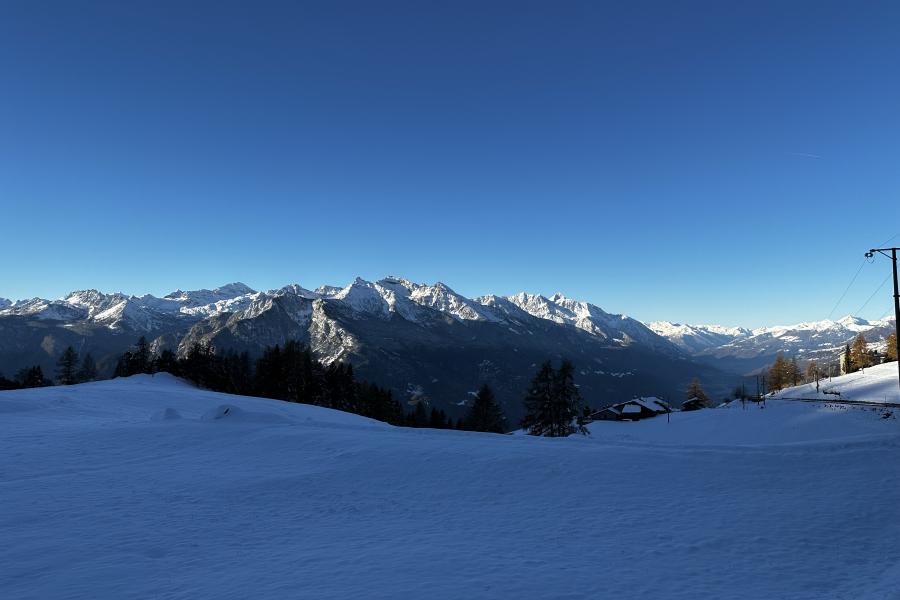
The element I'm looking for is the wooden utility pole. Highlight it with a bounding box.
[865,247,900,396]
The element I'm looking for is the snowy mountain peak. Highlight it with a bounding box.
[63,289,112,306]
[504,291,672,349]
[0,298,10,310]
[314,285,343,297]
[407,280,500,323]
[164,283,256,306]
[335,278,390,317]
[836,315,873,331]
[275,284,319,299]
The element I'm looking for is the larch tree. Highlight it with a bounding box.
[686,377,711,406]
[850,334,870,370]
[805,360,819,383]
[886,332,897,362]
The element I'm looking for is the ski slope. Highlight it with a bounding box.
[2,374,900,599]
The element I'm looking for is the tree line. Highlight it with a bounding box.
[3,336,617,438]
[111,338,596,436]
[108,337,515,432]
[0,346,98,390]
[762,331,898,393]
[842,332,896,373]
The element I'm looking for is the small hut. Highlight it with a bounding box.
[589,397,671,422]
[681,396,708,411]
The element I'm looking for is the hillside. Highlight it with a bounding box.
[2,376,900,599]
[769,360,900,404]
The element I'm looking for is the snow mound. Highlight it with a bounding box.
[201,403,295,424]
[152,407,183,421]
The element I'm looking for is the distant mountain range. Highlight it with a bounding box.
[649,315,896,374]
[0,278,725,419]
[2,277,892,416]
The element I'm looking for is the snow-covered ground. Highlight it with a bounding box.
[769,360,900,405]
[2,373,900,599]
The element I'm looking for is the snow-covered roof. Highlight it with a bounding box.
[630,397,670,412]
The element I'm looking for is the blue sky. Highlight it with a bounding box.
[1,1,898,327]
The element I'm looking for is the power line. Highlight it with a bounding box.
[827,259,866,319]
[853,274,891,317]
[877,233,899,248]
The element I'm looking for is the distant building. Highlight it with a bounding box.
[681,396,707,412]
[590,397,671,422]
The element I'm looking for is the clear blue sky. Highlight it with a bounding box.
[1,1,898,328]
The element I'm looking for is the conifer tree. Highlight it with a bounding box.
[152,349,179,376]
[56,346,79,385]
[77,352,98,382]
[0,371,18,390]
[412,401,428,428]
[465,384,505,433]
[16,365,48,388]
[521,361,556,436]
[886,332,897,362]
[553,360,588,436]
[522,360,587,437]
[134,336,151,374]
[842,343,853,373]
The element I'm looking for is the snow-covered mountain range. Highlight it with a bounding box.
[0,278,673,351]
[0,278,727,417]
[649,315,896,373]
[5,276,890,410]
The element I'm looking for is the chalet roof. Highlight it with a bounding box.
[630,397,670,412]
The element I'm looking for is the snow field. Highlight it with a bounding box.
[2,373,900,599]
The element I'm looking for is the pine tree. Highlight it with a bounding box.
[0,371,18,390]
[886,332,897,362]
[77,352,98,382]
[522,360,587,437]
[152,349,179,376]
[56,346,80,385]
[553,360,588,436]
[521,361,556,436]
[842,343,853,373]
[133,336,151,374]
[686,377,711,406]
[465,384,505,433]
[429,406,448,429]
[412,401,428,427]
[16,365,48,388]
